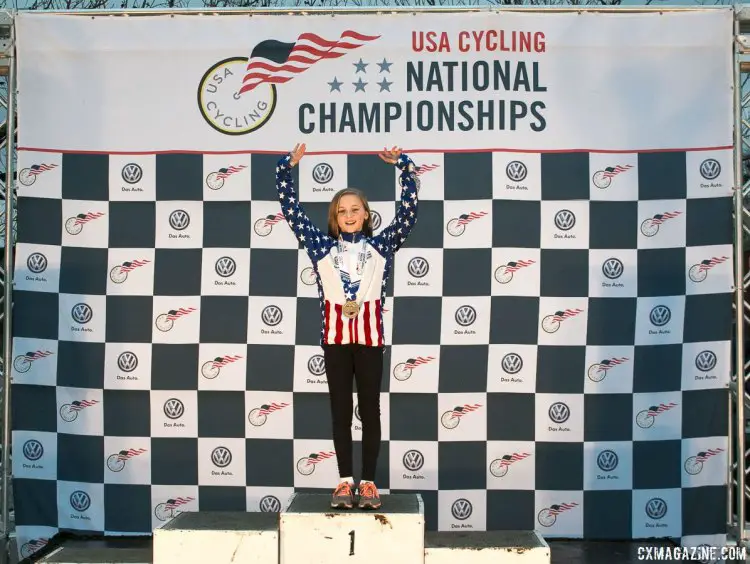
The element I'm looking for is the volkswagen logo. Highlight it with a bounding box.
[554,210,576,231]
[501,353,523,375]
[451,498,473,521]
[261,305,283,327]
[372,211,382,231]
[121,163,143,184]
[602,258,623,280]
[169,210,190,231]
[312,163,334,184]
[402,449,424,471]
[70,491,91,512]
[215,256,237,278]
[211,446,232,468]
[259,495,281,512]
[548,402,570,424]
[307,354,326,376]
[695,350,717,372]
[645,497,667,520]
[71,303,93,325]
[506,161,527,182]
[408,257,430,278]
[22,439,44,461]
[699,158,721,181]
[117,352,138,373]
[27,252,48,274]
[596,449,619,472]
[455,305,477,327]
[163,398,185,420]
[649,305,671,327]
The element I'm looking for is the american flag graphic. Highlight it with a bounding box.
[239,31,380,94]
[210,355,243,369]
[456,211,488,225]
[601,164,633,178]
[416,164,439,176]
[21,350,53,362]
[549,308,584,322]
[72,212,105,226]
[648,211,682,225]
[497,452,531,467]
[115,448,147,461]
[504,259,536,273]
[404,356,435,369]
[70,399,99,411]
[259,212,285,228]
[547,502,578,515]
[164,497,194,511]
[27,163,57,176]
[646,402,678,416]
[596,357,629,371]
[215,165,247,179]
[165,307,196,321]
[697,256,730,272]
[117,259,150,273]
[450,403,482,417]
[695,448,724,462]
[304,451,336,464]
[256,402,290,416]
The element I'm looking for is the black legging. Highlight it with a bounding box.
[322,344,383,481]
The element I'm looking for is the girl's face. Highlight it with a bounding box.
[337,194,368,234]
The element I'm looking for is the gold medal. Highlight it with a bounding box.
[342,300,360,319]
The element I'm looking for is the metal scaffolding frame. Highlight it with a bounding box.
[0,4,745,553]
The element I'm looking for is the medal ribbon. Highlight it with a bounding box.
[334,237,367,303]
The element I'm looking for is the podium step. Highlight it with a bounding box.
[36,546,151,564]
[153,511,278,564]
[425,530,550,563]
[280,493,424,564]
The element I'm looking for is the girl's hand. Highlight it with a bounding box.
[378,146,402,165]
[289,143,306,167]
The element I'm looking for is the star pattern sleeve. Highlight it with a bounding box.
[372,153,419,254]
[275,154,331,260]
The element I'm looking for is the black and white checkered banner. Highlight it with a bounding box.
[11,8,734,560]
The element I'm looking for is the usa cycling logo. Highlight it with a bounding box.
[197,31,380,136]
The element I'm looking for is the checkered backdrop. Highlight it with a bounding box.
[11,8,735,560]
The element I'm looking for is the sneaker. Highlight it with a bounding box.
[331,481,354,509]
[357,482,381,510]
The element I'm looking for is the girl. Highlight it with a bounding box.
[275,143,420,510]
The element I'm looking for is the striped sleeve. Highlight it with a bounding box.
[276,154,330,259]
[372,153,419,254]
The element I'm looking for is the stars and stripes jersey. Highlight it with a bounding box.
[275,153,419,347]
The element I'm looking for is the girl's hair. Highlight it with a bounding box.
[327,188,373,238]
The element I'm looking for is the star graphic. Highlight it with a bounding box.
[328,77,343,92]
[377,58,392,73]
[353,77,367,92]
[377,78,392,92]
[353,58,368,73]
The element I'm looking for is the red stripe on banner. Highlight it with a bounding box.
[334,304,343,345]
[323,301,331,345]
[353,313,359,344]
[16,145,735,156]
[364,302,372,347]
[348,317,353,344]
[375,300,383,348]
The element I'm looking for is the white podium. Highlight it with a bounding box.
[425,530,551,564]
[279,493,425,564]
[153,511,279,564]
